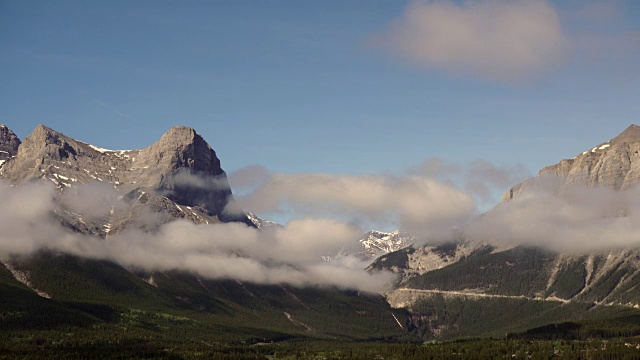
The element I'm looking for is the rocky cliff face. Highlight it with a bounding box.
[504,124,640,201]
[0,124,21,164]
[0,124,252,235]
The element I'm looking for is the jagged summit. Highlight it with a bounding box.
[0,123,252,234]
[148,125,223,175]
[3,124,226,185]
[32,123,56,135]
[504,123,640,200]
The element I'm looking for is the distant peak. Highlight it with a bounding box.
[163,125,196,137]
[0,124,17,135]
[27,124,66,141]
[612,124,640,143]
[33,124,55,133]
[155,126,212,151]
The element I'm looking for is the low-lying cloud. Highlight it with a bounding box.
[0,181,393,292]
[409,158,531,203]
[376,0,570,82]
[3,158,638,294]
[170,168,231,190]
[465,174,640,253]
[234,172,475,241]
[227,164,271,191]
[231,159,529,240]
[232,162,640,254]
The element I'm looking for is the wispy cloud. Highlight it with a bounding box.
[0,180,394,292]
[375,0,570,82]
[572,1,640,70]
[409,158,531,203]
[231,165,477,241]
[465,174,640,253]
[4,159,638,294]
[93,99,141,122]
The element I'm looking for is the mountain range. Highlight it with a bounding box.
[2,123,640,346]
[0,124,408,346]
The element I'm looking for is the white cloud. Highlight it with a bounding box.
[234,172,476,242]
[377,0,570,82]
[170,168,230,190]
[465,175,640,253]
[60,182,129,220]
[227,164,271,190]
[409,158,531,203]
[0,180,394,292]
[5,165,640,293]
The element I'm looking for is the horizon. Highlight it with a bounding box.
[0,119,638,228]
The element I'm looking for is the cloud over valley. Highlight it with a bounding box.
[0,180,394,292]
[3,156,640,295]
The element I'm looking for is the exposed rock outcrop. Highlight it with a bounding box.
[0,124,252,235]
[0,124,21,164]
[504,124,640,201]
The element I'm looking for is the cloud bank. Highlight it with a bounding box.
[0,181,394,293]
[234,172,476,241]
[409,158,531,203]
[377,0,570,82]
[4,157,640,295]
[465,175,640,253]
[232,162,640,254]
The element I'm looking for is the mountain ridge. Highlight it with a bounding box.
[504,124,640,200]
[0,123,409,345]
[0,124,252,233]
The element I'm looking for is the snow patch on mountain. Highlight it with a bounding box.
[244,211,280,230]
[323,230,415,262]
[360,230,415,257]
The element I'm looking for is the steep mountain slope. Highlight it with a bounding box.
[369,241,492,278]
[505,124,640,200]
[0,125,20,168]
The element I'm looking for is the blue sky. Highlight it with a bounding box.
[1,0,639,206]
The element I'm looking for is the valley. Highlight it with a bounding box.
[3,123,640,357]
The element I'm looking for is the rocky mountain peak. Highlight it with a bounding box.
[160,125,197,142]
[147,126,222,175]
[25,124,73,149]
[0,124,21,162]
[612,124,640,144]
[0,123,252,233]
[504,123,640,200]
[2,125,87,181]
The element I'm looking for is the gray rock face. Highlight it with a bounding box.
[0,124,21,164]
[0,124,252,235]
[504,124,640,201]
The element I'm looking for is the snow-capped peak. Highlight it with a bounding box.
[244,211,280,230]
